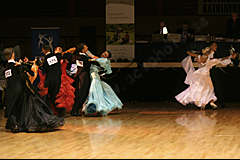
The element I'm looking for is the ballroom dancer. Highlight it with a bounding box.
[40,44,74,117]
[175,47,236,110]
[82,51,123,116]
[54,47,75,114]
[69,42,101,116]
[37,47,76,115]
[192,42,231,108]
[4,47,34,132]
[13,56,65,133]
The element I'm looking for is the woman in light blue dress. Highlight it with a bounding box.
[82,51,123,116]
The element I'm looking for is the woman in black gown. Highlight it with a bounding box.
[16,57,65,132]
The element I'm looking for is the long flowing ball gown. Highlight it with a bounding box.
[82,58,123,116]
[37,61,75,114]
[175,55,231,108]
[17,65,65,132]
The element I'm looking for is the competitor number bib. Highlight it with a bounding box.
[47,56,58,66]
[5,69,12,78]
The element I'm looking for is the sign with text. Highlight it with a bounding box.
[106,0,135,61]
[198,0,240,15]
[106,45,134,60]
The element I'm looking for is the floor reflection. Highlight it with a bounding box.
[82,116,123,151]
[175,110,217,133]
[175,110,218,152]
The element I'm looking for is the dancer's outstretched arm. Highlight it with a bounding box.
[86,50,99,59]
[218,52,237,61]
[88,58,105,70]
[23,56,34,64]
[186,51,203,64]
[61,47,76,55]
[187,51,201,57]
[57,47,76,61]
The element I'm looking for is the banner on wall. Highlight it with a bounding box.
[31,27,60,60]
[198,0,240,15]
[106,0,135,61]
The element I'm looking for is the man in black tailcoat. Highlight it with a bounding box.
[4,47,34,133]
[70,42,101,116]
[41,44,73,117]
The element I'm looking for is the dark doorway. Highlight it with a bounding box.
[79,26,97,55]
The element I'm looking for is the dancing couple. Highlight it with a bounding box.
[4,48,64,133]
[62,42,123,117]
[175,45,236,109]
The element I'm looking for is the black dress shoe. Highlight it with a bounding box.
[71,111,82,116]
[11,124,19,133]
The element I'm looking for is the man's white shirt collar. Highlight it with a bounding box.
[79,52,86,56]
[8,60,15,63]
[46,51,51,55]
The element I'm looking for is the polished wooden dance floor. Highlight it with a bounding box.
[1,102,240,159]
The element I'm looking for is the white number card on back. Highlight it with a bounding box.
[47,56,58,66]
[5,69,12,78]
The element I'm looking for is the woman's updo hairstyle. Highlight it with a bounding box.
[201,47,211,54]
[36,56,45,66]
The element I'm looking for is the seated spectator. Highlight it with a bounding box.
[176,21,194,42]
[154,21,167,34]
[226,13,240,39]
